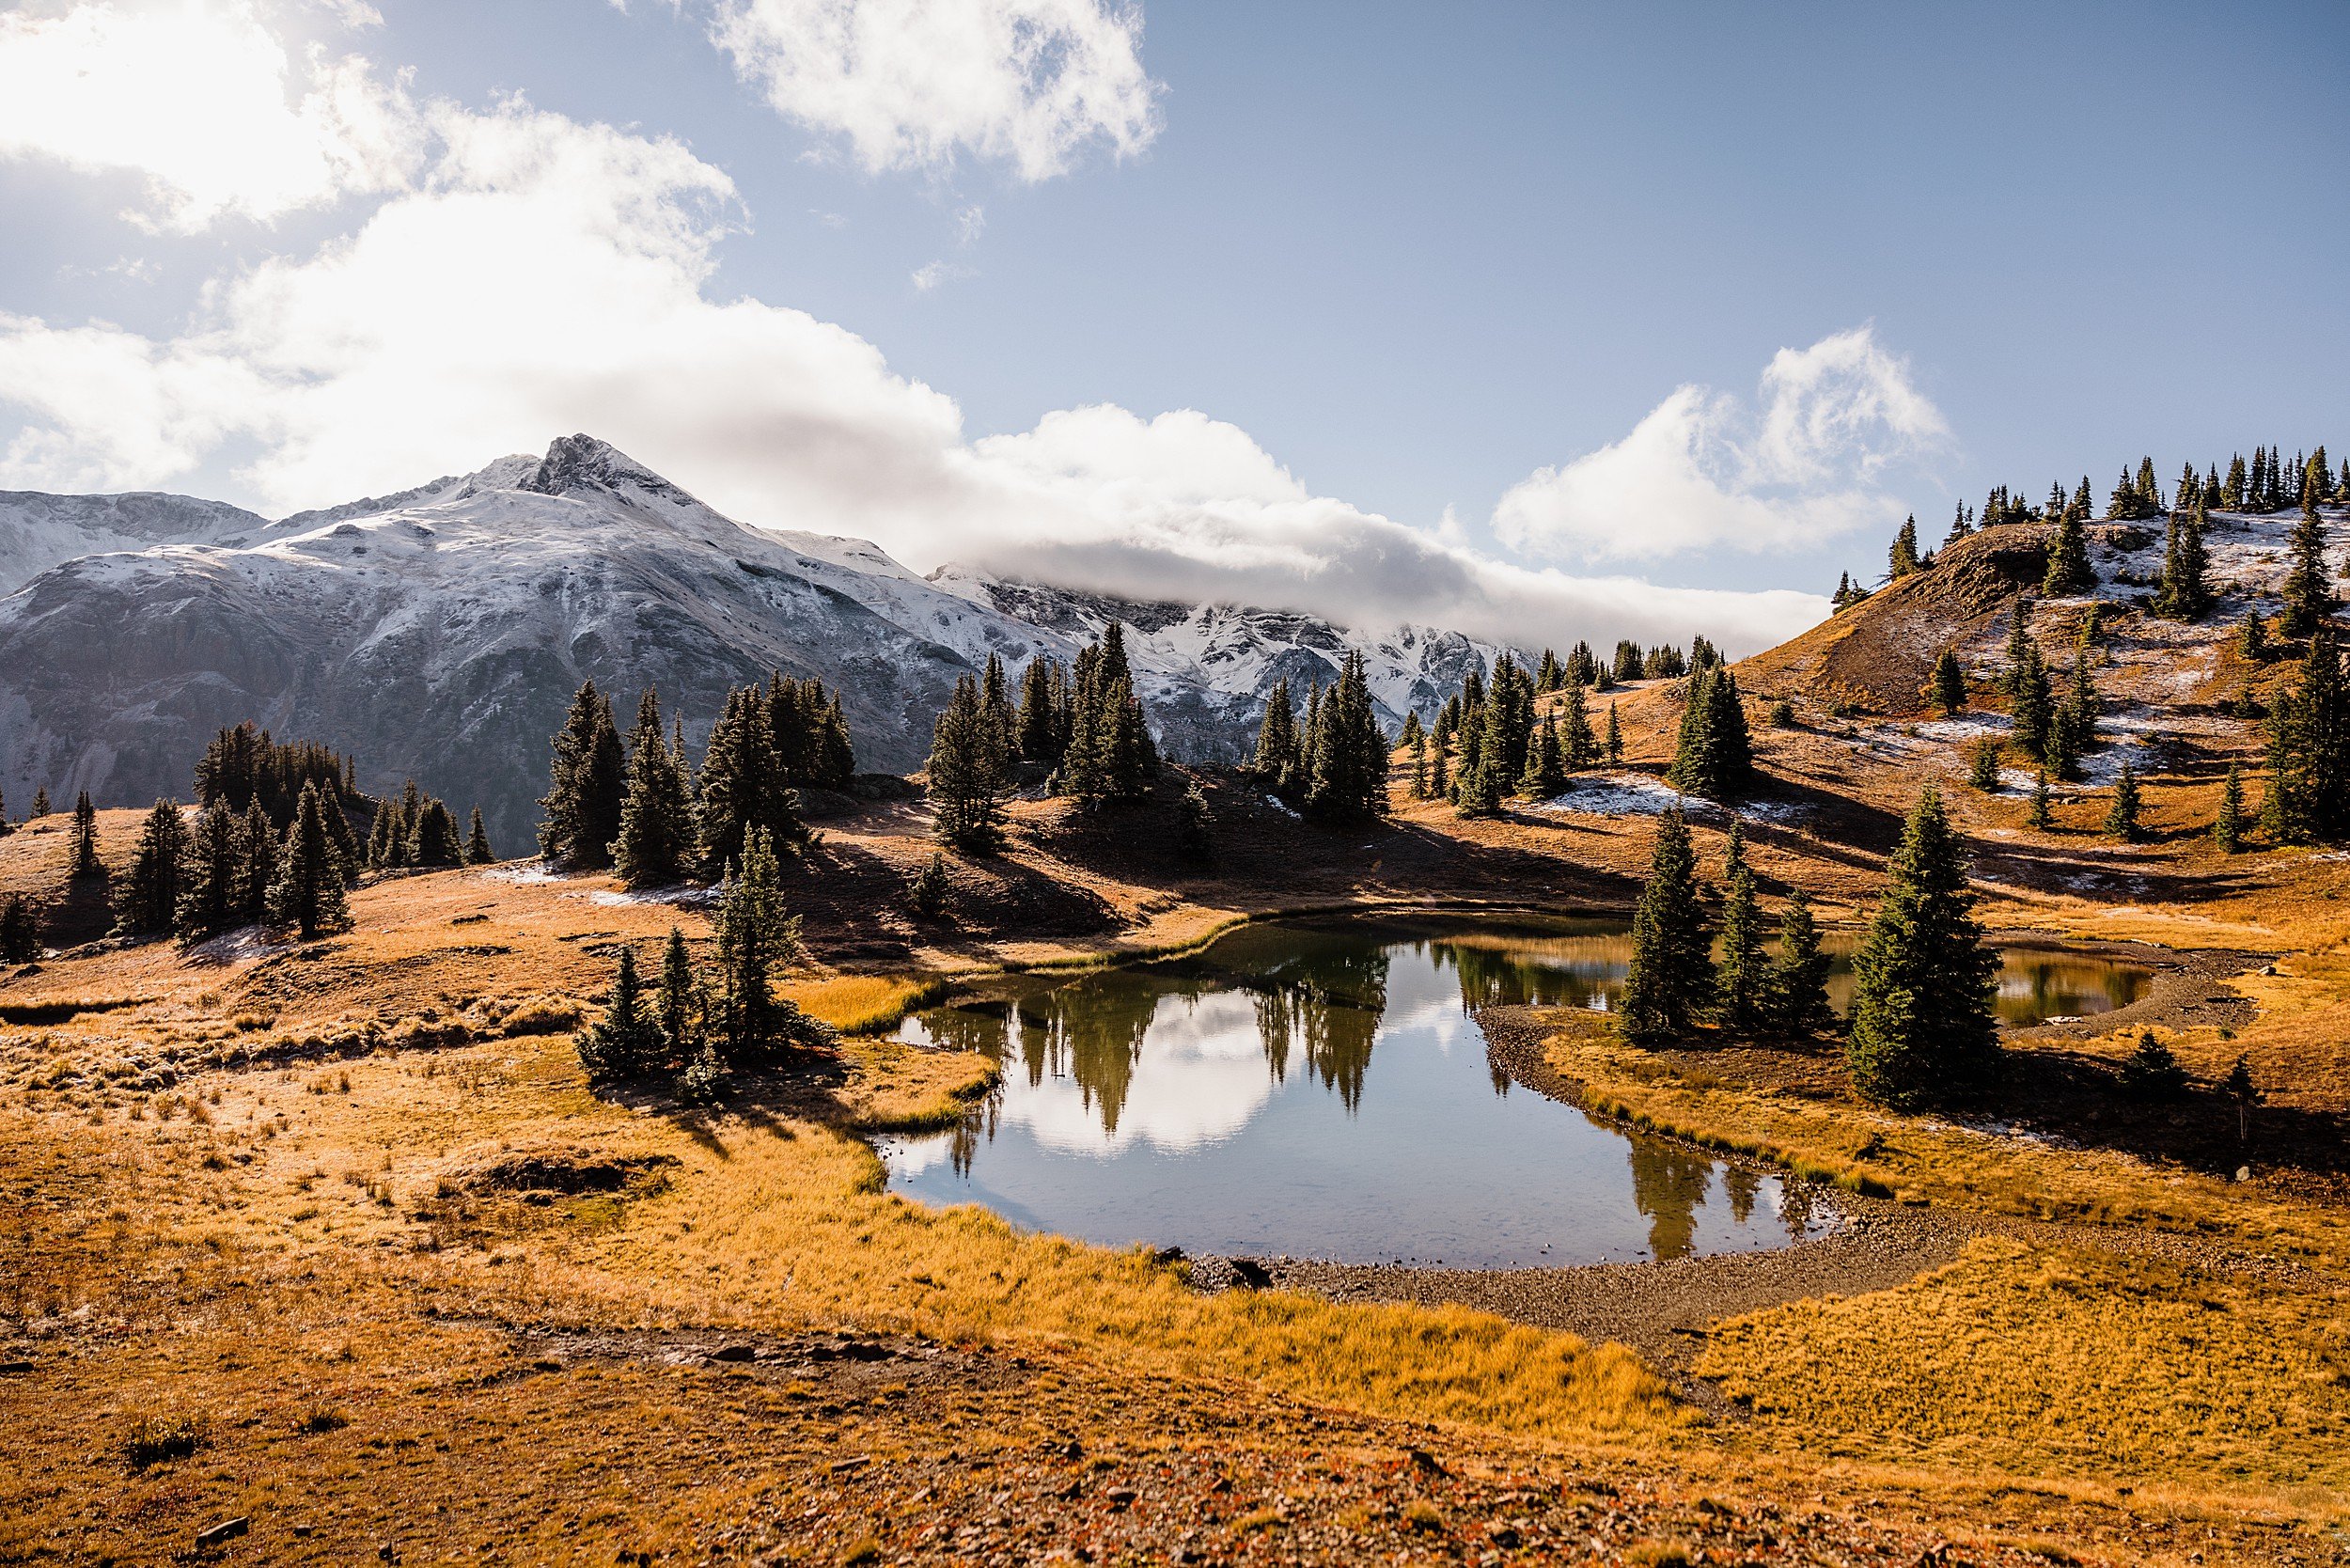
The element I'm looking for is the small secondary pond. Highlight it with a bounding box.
[877,919,2152,1269]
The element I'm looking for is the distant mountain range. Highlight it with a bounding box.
[0,435,1504,847]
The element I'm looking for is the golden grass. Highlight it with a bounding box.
[1697,1237,2350,1490]
[778,973,948,1035]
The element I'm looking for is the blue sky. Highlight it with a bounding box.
[0,0,2343,651]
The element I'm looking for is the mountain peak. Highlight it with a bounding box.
[517,434,687,504]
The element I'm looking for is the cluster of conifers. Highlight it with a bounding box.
[537,674,854,889]
[0,724,495,958]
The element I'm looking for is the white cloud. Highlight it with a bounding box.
[0,1,423,230]
[704,0,1161,181]
[955,202,985,244]
[1494,325,1949,563]
[0,12,1824,658]
[911,259,973,290]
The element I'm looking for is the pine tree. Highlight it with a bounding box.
[1605,701,1623,764]
[176,800,244,941]
[1176,780,1216,866]
[2223,454,2248,510]
[2214,762,2244,853]
[1765,889,1834,1037]
[2225,1055,2264,1147]
[2047,657,2100,780]
[1889,514,1923,577]
[405,799,461,867]
[2264,624,2350,841]
[1932,648,1966,714]
[1714,857,1767,1034]
[2280,493,2337,639]
[1252,678,1301,794]
[928,674,1010,851]
[613,690,693,888]
[1408,730,1429,798]
[2155,495,2214,620]
[465,807,494,865]
[1426,731,1449,800]
[0,894,38,963]
[2029,767,2053,830]
[235,799,276,922]
[711,828,828,1066]
[1845,786,2000,1107]
[1016,656,1067,767]
[2135,456,2164,514]
[1522,711,1566,798]
[2011,643,2055,764]
[2105,762,2144,840]
[28,788,48,819]
[1667,664,1753,801]
[576,945,661,1081]
[539,681,625,870]
[267,781,351,939]
[1968,735,2003,792]
[1946,501,1972,545]
[2240,607,2273,663]
[1305,652,1388,821]
[653,926,702,1074]
[1559,680,1598,769]
[112,800,189,938]
[2116,1030,2187,1100]
[1536,648,1561,692]
[1617,808,1711,1043]
[68,791,102,879]
[2042,508,2094,595]
[909,851,951,917]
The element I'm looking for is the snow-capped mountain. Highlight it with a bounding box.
[0,436,1505,845]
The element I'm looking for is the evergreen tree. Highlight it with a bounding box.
[1522,711,1566,798]
[1845,786,2000,1107]
[2011,643,2055,764]
[1714,856,1767,1035]
[1408,730,1429,798]
[235,799,276,922]
[1016,655,1069,767]
[28,788,48,819]
[539,681,625,870]
[1667,664,1753,801]
[909,851,950,917]
[2042,508,2094,594]
[697,683,807,873]
[2240,607,2272,664]
[2116,1030,2187,1100]
[2222,454,2248,510]
[2105,762,2144,841]
[1399,710,1424,748]
[576,945,661,1081]
[2214,762,2244,853]
[1426,730,1449,800]
[0,894,38,963]
[2225,1055,2264,1147]
[1536,648,1562,692]
[1566,641,1601,687]
[1176,780,1216,866]
[711,828,829,1066]
[613,690,693,888]
[653,926,703,1074]
[1605,701,1623,764]
[1559,680,1598,769]
[1888,514,1923,577]
[1765,889,1834,1037]
[1932,648,1966,714]
[2135,456,2164,514]
[2280,493,2337,639]
[928,674,1010,851]
[1968,735,2003,792]
[267,782,352,939]
[406,799,462,867]
[465,807,495,865]
[1946,500,1972,545]
[2029,767,2053,830]
[2155,495,2214,620]
[1252,678,1301,792]
[1613,640,1645,682]
[2264,624,2350,841]
[68,791,102,879]
[176,800,244,941]
[1306,652,1389,821]
[112,799,189,937]
[1617,808,1712,1043]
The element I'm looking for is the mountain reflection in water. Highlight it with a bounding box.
[883,920,1831,1267]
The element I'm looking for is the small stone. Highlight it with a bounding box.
[195,1517,249,1547]
[709,1343,757,1363]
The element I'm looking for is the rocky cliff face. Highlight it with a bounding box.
[0,436,1505,845]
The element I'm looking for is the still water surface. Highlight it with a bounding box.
[879,919,2150,1268]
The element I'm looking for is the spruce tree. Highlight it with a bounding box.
[2155,495,2213,620]
[2239,607,2272,664]
[929,674,1010,851]
[1559,680,1598,769]
[112,800,190,938]
[2042,508,2094,595]
[1968,735,2003,792]
[2226,1055,2264,1147]
[2280,493,2337,639]
[576,945,661,1081]
[235,798,277,922]
[2029,767,2053,830]
[1176,780,1215,866]
[2116,1030,2186,1101]
[177,800,244,941]
[2105,762,2144,841]
[1522,711,1566,798]
[653,926,702,1074]
[1932,648,1966,714]
[909,851,951,917]
[464,808,494,865]
[407,799,463,867]
[1668,664,1753,801]
[1016,656,1067,767]
[1617,808,1712,1043]
[1426,731,1449,800]
[0,894,39,963]
[1888,514,1922,578]
[28,788,48,819]
[1253,679,1300,792]
[267,782,352,939]
[2214,762,2244,853]
[2264,625,2350,841]
[539,681,625,870]
[711,828,828,1066]
[1305,651,1387,821]
[1845,786,1999,1107]
[1765,889,1834,1037]
[2048,657,2100,780]
[1408,730,1429,798]
[613,690,693,888]
[68,792,102,879]
[1605,702,1623,764]
[1714,855,1766,1034]
[2011,643,2054,764]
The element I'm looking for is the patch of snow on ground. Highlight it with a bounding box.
[183,926,286,964]
[484,864,564,885]
[588,886,717,907]
[1262,794,1301,820]
[1529,773,1809,823]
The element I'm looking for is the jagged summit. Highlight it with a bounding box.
[515,433,689,504]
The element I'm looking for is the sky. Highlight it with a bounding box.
[0,0,2344,655]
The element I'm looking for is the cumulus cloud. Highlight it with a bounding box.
[0,0,422,230]
[0,9,1822,657]
[704,0,1161,181]
[1495,326,1950,563]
